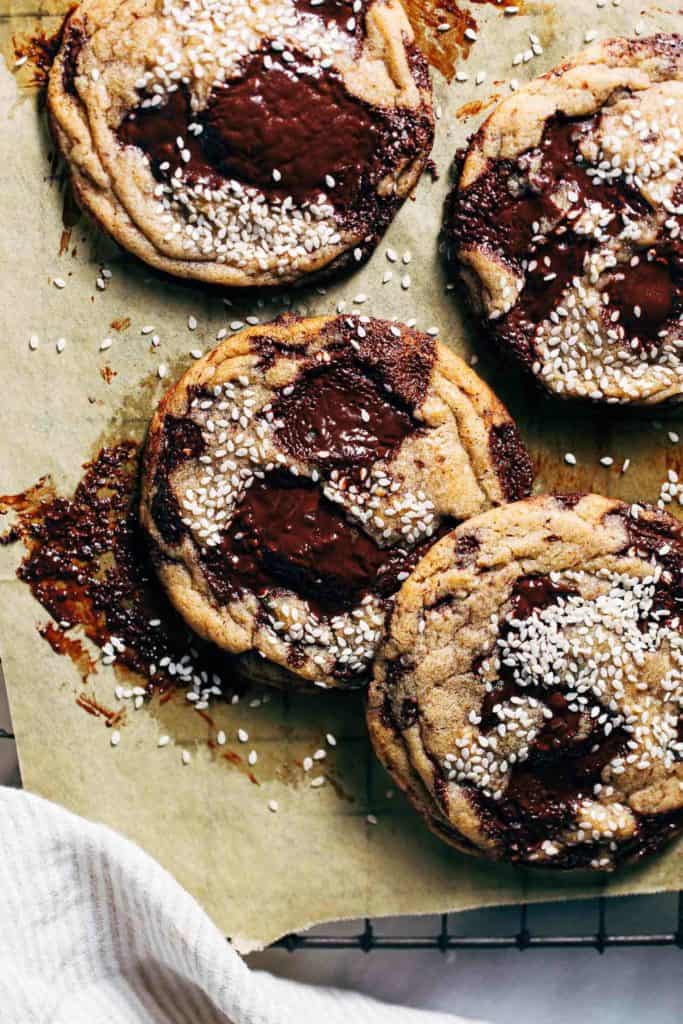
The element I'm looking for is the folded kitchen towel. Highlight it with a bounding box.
[0,788,479,1024]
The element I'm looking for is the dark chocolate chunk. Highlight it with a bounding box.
[149,416,205,544]
[201,471,413,613]
[61,23,84,96]
[118,48,433,229]
[603,256,676,343]
[488,421,534,501]
[272,355,416,468]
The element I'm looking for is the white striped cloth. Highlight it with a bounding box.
[0,788,476,1024]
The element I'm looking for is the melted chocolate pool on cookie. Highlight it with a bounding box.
[272,355,416,467]
[202,472,425,614]
[450,114,683,363]
[119,44,431,222]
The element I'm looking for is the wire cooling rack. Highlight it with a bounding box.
[271,897,683,952]
[1,728,681,954]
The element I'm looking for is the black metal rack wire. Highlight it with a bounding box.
[272,897,683,952]
[1,728,681,954]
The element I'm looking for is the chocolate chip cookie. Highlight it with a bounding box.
[48,0,434,286]
[140,314,533,691]
[446,35,683,405]
[369,494,683,867]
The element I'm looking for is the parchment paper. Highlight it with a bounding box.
[2,0,683,952]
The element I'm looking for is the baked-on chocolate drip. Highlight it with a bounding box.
[8,444,240,694]
[61,23,84,95]
[118,48,431,217]
[449,114,681,358]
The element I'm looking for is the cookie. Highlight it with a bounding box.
[446,35,683,405]
[47,0,434,286]
[369,494,683,869]
[140,314,533,691]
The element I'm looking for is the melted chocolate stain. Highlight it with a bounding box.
[512,236,594,327]
[449,114,680,363]
[200,57,377,202]
[622,510,683,626]
[397,0,477,82]
[509,573,571,620]
[119,48,432,219]
[481,575,584,751]
[6,444,242,696]
[202,471,415,614]
[12,16,70,94]
[119,89,205,179]
[161,415,205,472]
[454,532,480,565]
[329,318,436,409]
[272,356,415,467]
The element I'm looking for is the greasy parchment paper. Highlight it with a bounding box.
[2,0,683,953]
